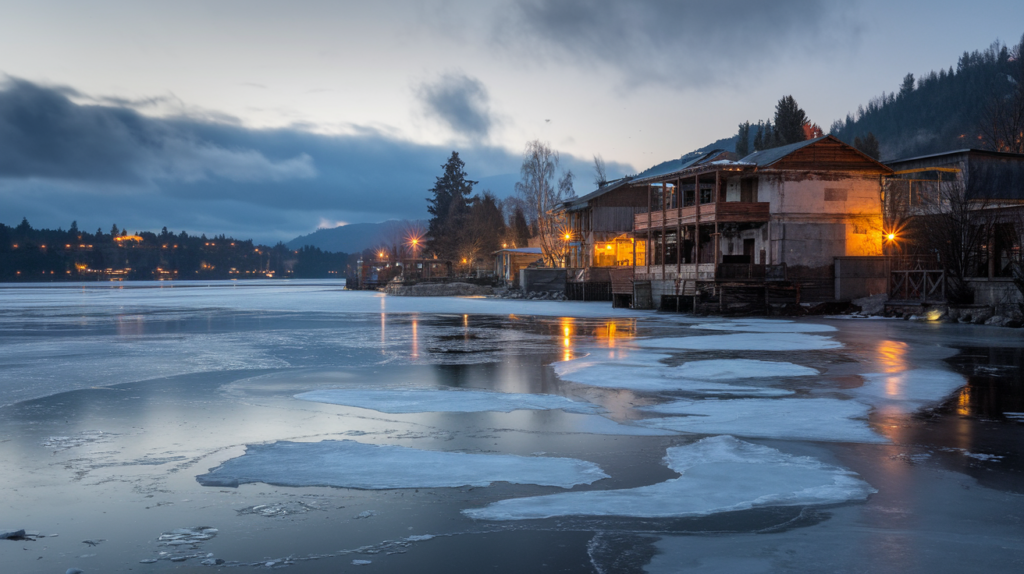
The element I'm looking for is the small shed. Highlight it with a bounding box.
[494,247,543,285]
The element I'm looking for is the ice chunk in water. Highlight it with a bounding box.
[692,321,837,333]
[632,332,842,351]
[196,440,608,489]
[853,369,966,414]
[294,388,602,414]
[463,435,875,520]
[554,354,801,396]
[637,398,886,443]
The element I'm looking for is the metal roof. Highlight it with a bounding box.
[737,136,827,167]
[630,149,731,184]
[884,148,1024,165]
[493,247,543,254]
[561,177,633,210]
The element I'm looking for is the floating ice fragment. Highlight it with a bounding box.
[554,354,799,396]
[406,534,434,541]
[692,321,836,333]
[854,369,966,413]
[295,388,601,414]
[674,359,818,380]
[638,398,886,443]
[196,440,608,489]
[353,510,377,519]
[352,559,372,565]
[464,435,875,520]
[632,332,842,351]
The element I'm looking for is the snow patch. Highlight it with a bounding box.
[294,388,602,414]
[463,435,875,520]
[632,333,842,351]
[637,398,886,443]
[196,440,608,489]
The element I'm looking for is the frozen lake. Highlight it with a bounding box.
[1,280,1023,573]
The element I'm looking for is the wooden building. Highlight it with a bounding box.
[629,135,892,310]
[493,247,543,285]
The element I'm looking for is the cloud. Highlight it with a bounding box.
[500,0,859,88]
[417,72,495,138]
[0,77,631,244]
[0,76,314,184]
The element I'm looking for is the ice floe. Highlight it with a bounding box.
[463,435,875,520]
[294,388,602,414]
[691,320,837,333]
[196,440,608,489]
[553,354,803,396]
[852,369,966,413]
[637,398,886,443]
[632,332,842,351]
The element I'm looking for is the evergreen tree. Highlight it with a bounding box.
[853,132,881,159]
[511,206,531,247]
[69,221,78,236]
[16,217,31,234]
[735,121,751,157]
[426,151,477,259]
[774,95,809,145]
[753,121,764,151]
[110,224,119,237]
[898,73,915,99]
[763,121,776,149]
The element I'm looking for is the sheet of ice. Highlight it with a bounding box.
[852,369,966,414]
[672,359,819,380]
[196,440,609,489]
[637,398,886,443]
[0,281,650,319]
[463,435,875,520]
[553,353,797,396]
[294,388,602,414]
[632,332,842,351]
[692,321,836,333]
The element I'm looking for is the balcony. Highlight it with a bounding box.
[634,201,769,231]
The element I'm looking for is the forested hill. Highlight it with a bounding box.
[829,35,1023,161]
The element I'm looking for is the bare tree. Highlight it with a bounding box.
[514,140,574,266]
[592,154,608,188]
[919,174,996,303]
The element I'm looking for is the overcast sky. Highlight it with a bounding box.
[2,0,1023,243]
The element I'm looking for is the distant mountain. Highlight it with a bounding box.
[286,220,427,254]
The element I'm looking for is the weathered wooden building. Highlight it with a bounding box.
[628,135,892,310]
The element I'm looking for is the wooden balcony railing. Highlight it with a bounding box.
[634,201,769,231]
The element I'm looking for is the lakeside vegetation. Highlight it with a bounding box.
[0,218,355,282]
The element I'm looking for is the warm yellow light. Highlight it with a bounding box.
[887,233,895,241]
[564,234,571,241]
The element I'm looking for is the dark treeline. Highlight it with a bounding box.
[734,95,825,158]
[829,34,1024,160]
[0,218,356,282]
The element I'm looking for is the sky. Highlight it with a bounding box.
[1,0,1023,244]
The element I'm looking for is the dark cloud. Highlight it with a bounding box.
[0,77,313,184]
[417,72,494,138]
[501,0,859,88]
[0,78,631,243]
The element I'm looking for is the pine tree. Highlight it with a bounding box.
[753,121,764,151]
[774,95,808,145]
[426,151,477,259]
[735,122,751,157]
[511,206,531,248]
[853,132,881,159]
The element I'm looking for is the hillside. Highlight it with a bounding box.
[829,36,1022,161]
[287,220,427,254]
